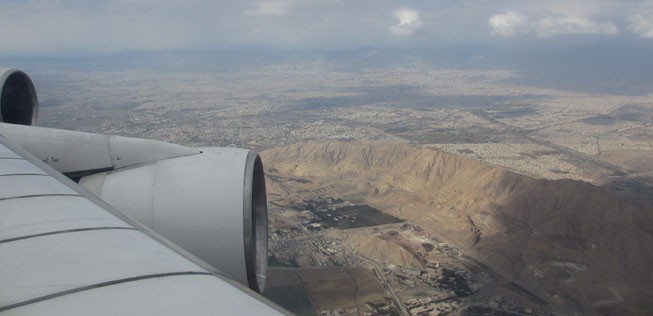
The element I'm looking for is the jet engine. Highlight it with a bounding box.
[0,69,269,294]
[79,148,269,293]
[0,68,38,125]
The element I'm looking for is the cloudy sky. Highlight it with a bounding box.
[1,0,653,56]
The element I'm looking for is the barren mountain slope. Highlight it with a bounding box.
[262,141,653,315]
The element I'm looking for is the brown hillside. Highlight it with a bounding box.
[262,141,653,315]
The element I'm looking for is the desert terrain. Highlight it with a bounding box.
[30,61,653,315]
[263,142,653,316]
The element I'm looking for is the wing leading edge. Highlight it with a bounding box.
[0,134,287,315]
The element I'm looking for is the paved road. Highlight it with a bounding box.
[357,255,410,316]
[469,110,653,201]
[471,109,627,176]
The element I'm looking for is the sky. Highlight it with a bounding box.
[0,0,652,56]
[2,0,653,94]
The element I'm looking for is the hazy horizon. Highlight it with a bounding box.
[2,1,653,94]
[3,40,653,96]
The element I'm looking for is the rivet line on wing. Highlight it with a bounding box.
[0,272,214,312]
[0,227,137,244]
[0,173,48,177]
[0,193,82,202]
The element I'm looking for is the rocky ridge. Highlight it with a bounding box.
[262,141,653,315]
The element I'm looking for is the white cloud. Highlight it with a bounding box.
[244,1,288,16]
[490,10,618,38]
[389,8,422,36]
[0,0,643,56]
[535,16,618,37]
[489,11,527,37]
[628,13,653,38]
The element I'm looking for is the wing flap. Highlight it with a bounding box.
[0,175,79,199]
[0,196,130,241]
[0,159,46,175]
[2,275,280,316]
[0,229,207,307]
[0,145,20,159]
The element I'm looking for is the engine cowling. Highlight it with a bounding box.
[0,67,269,294]
[0,68,38,125]
[79,148,269,293]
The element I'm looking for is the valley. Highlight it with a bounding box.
[262,142,653,316]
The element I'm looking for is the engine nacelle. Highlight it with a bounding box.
[0,68,38,125]
[79,148,268,293]
[1,125,271,294]
[0,68,269,293]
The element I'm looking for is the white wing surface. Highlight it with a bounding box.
[0,134,287,315]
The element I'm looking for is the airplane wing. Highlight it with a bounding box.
[0,121,287,314]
